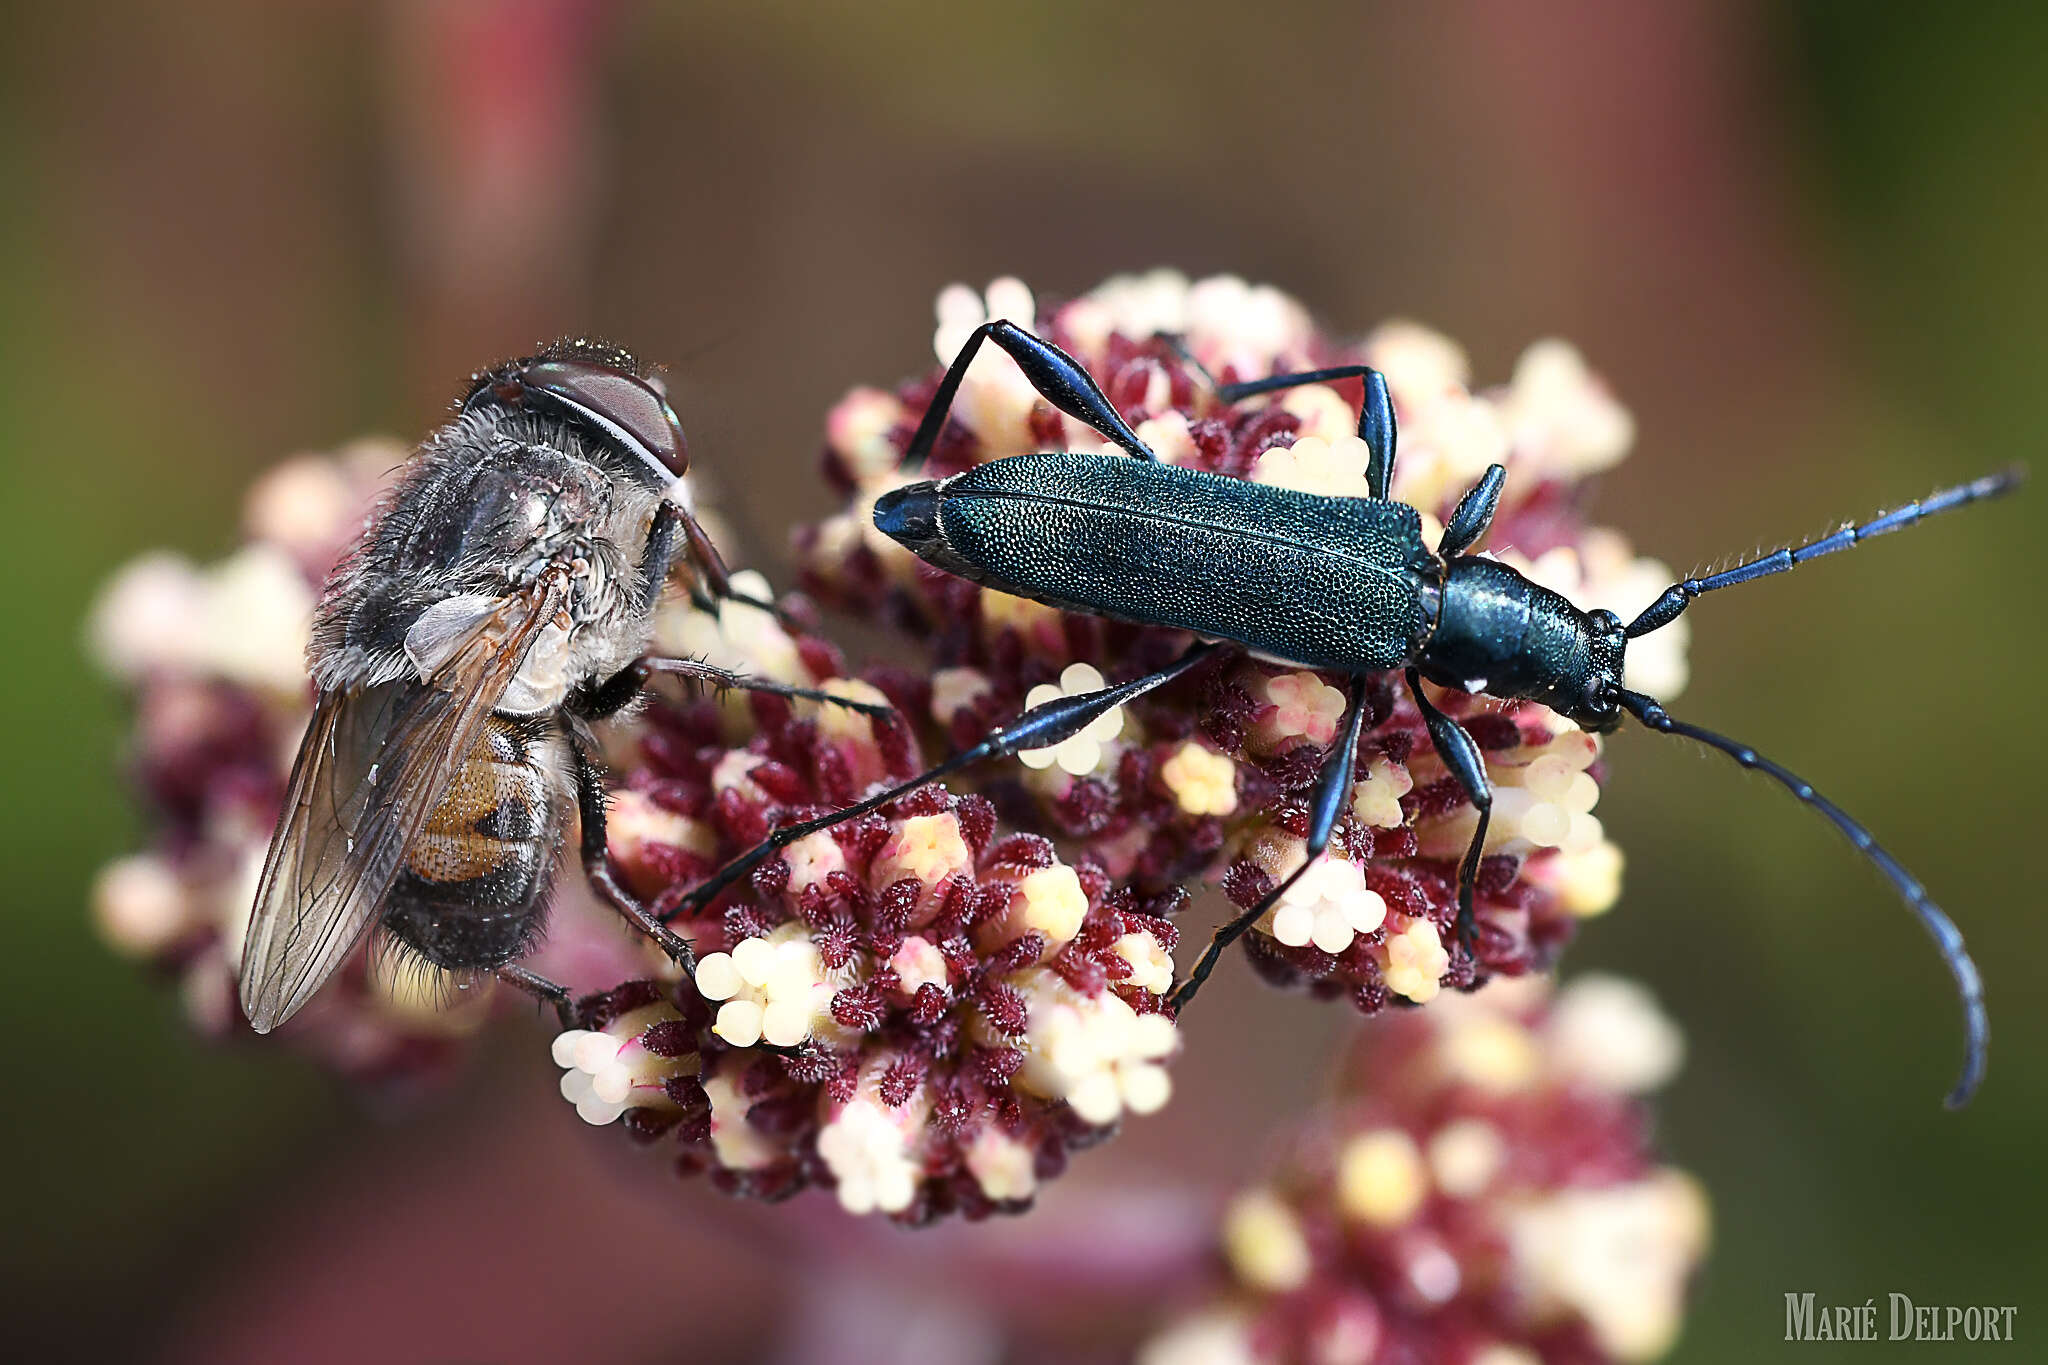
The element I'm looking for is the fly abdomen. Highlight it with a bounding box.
[382,714,568,971]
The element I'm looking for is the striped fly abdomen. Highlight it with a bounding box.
[382,713,569,971]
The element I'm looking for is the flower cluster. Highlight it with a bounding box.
[799,271,1688,1013]
[1139,974,1707,1365]
[89,276,1698,1255]
[605,580,1183,1224]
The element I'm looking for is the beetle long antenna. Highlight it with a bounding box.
[1616,688,1986,1108]
[1625,466,2023,638]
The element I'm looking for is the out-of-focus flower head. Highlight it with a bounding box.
[799,272,1688,1015]
[1138,974,1707,1365]
[87,441,509,1084]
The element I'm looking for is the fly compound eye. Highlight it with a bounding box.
[521,359,691,481]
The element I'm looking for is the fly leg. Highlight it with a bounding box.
[641,500,800,625]
[495,963,575,1030]
[568,732,698,975]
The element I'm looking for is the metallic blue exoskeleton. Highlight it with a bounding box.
[679,319,2019,1108]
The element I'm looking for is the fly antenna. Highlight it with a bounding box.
[1626,466,2023,639]
[1617,688,1986,1108]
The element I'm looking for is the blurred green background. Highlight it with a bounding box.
[3,2,2043,1361]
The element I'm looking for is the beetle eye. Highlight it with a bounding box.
[523,359,690,479]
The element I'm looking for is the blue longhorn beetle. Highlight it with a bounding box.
[672,320,2020,1107]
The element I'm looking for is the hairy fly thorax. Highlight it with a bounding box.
[309,404,667,706]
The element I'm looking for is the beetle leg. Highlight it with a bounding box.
[568,732,698,974]
[574,655,896,723]
[1215,365,1398,499]
[1170,674,1371,1010]
[1407,669,1493,964]
[1438,465,1507,558]
[661,642,1226,924]
[902,319,1158,470]
[1154,332,1220,391]
[495,963,575,1030]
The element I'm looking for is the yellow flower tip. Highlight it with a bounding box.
[1365,319,1473,398]
[92,853,193,956]
[551,1002,699,1125]
[872,812,974,891]
[1507,338,1636,476]
[193,545,318,696]
[704,1072,783,1170]
[1336,1128,1428,1227]
[1135,410,1198,465]
[1530,841,1624,918]
[1015,975,1178,1125]
[1114,930,1175,994]
[1251,432,1376,497]
[241,453,357,556]
[966,1128,1038,1202]
[818,1096,924,1216]
[1426,1118,1507,1198]
[980,588,1067,653]
[1018,663,1122,774]
[1548,974,1685,1095]
[888,934,951,995]
[712,999,766,1047]
[1278,383,1359,443]
[1381,918,1451,1003]
[1016,864,1090,947]
[656,567,804,685]
[1222,1189,1313,1291]
[696,926,832,1049]
[931,279,1043,454]
[781,829,849,892]
[707,749,768,800]
[826,386,909,481]
[1507,1171,1706,1362]
[930,666,992,724]
[1265,855,1386,955]
[812,677,892,744]
[1246,670,1347,752]
[1436,1011,1543,1092]
[1350,755,1414,828]
[606,789,717,872]
[1161,741,1238,816]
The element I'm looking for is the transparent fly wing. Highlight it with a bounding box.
[238,586,561,1032]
